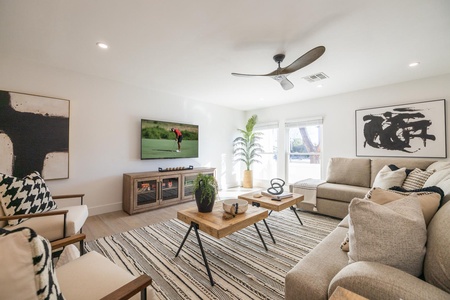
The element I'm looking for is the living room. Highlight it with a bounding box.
[1,1,450,299]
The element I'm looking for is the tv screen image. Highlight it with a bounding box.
[141,119,199,159]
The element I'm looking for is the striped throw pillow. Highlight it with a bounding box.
[402,168,435,190]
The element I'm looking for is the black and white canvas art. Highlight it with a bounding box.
[356,99,446,158]
[0,90,69,179]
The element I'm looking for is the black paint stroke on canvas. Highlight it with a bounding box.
[362,106,435,153]
[0,91,69,178]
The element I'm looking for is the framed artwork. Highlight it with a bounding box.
[0,90,70,179]
[355,99,446,158]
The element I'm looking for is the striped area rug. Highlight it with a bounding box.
[85,209,340,300]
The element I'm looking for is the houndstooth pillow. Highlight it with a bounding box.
[0,227,65,299]
[0,172,57,226]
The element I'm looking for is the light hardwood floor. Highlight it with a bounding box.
[83,187,260,241]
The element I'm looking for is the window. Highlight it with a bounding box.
[285,118,323,184]
[253,123,278,185]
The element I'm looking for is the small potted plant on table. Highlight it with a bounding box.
[193,173,218,212]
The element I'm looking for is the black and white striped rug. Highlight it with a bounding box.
[86,209,340,300]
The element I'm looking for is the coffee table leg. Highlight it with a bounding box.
[175,223,194,257]
[263,219,276,244]
[290,206,304,226]
[254,223,268,251]
[192,223,215,286]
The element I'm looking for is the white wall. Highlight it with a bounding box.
[248,73,450,180]
[0,56,244,215]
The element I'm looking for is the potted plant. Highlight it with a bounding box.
[232,114,263,188]
[193,173,218,212]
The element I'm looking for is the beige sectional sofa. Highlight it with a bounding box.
[293,157,437,218]
[285,157,450,299]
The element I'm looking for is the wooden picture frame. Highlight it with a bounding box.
[0,90,70,179]
[355,99,446,158]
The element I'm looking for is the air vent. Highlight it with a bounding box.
[302,72,329,83]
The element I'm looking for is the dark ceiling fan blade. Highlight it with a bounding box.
[281,46,326,75]
[271,74,294,90]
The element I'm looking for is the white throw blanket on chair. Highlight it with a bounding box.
[292,178,326,209]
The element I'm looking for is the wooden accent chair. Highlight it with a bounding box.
[0,194,88,254]
[0,228,155,300]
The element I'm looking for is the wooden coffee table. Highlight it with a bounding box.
[175,202,269,286]
[238,191,304,243]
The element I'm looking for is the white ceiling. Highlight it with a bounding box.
[1,1,450,111]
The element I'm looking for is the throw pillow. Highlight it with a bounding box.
[348,196,427,277]
[0,172,57,226]
[402,168,435,190]
[365,187,441,226]
[0,227,64,299]
[372,165,407,189]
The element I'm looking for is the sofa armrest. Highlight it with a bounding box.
[53,194,85,205]
[329,261,450,300]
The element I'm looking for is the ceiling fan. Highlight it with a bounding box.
[231,46,326,90]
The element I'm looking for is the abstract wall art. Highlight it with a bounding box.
[0,90,70,179]
[355,99,446,158]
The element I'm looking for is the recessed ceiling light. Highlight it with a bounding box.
[96,42,109,49]
[409,62,420,67]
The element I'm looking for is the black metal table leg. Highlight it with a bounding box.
[254,223,268,251]
[192,223,215,286]
[176,222,215,286]
[175,223,194,257]
[268,210,273,216]
[263,219,276,244]
[290,206,303,226]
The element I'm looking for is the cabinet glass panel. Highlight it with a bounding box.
[136,179,157,206]
[161,177,179,201]
[183,174,196,198]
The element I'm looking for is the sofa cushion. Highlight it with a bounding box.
[402,168,435,190]
[424,201,450,293]
[365,187,441,226]
[317,183,369,203]
[370,158,435,186]
[372,165,407,189]
[326,157,371,188]
[348,196,427,277]
[285,226,349,300]
[0,172,57,226]
[0,227,63,300]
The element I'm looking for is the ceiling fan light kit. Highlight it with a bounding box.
[231,46,326,90]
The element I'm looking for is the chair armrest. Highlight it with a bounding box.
[53,194,85,205]
[0,209,69,221]
[100,274,153,300]
[50,233,86,250]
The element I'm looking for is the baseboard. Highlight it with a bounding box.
[88,202,123,216]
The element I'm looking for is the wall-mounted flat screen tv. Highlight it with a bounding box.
[141,119,199,159]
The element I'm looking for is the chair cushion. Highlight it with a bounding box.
[0,172,57,226]
[5,205,89,241]
[0,227,63,300]
[56,251,156,300]
[348,196,427,277]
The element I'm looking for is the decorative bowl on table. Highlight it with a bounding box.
[223,199,248,214]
